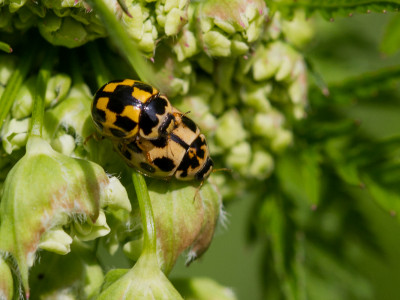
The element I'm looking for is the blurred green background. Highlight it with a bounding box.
[171,12,400,300]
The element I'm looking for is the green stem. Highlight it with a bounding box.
[29,47,57,137]
[0,44,37,131]
[87,0,157,86]
[69,51,85,85]
[86,42,111,86]
[132,172,157,255]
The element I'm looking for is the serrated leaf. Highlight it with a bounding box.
[335,163,362,186]
[305,242,373,299]
[309,66,400,106]
[363,175,400,219]
[276,148,321,208]
[260,195,308,300]
[381,15,400,55]
[270,0,400,19]
[260,196,293,298]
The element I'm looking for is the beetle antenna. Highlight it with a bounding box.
[212,168,232,174]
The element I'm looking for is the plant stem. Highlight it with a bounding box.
[132,172,157,255]
[0,44,37,131]
[86,42,111,86]
[29,47,57,137]
[69,50,85,85]
[87,0,157,86]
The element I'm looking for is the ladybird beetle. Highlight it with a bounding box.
[91,79,177,140]
[114,113,214,181]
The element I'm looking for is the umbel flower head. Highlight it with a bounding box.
[0,135,131,297]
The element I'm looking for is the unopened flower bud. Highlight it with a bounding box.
[252,43,282,81]
[51,134,76,156]
[98,252,183,299]
[173,277,237,300]
[123,3,145,40]
[215,109,246,148]
[231,35,249,55]
[45,73,72,107]
[282,10,315,48]
[0,136,131,294]
[1,118,30,154]
[271,128,293,152]
[203,30,231,57]
[165,8,186,36]
[173,28,198,61]
[252,111,285,139]
[156,0,188,36]
[43,84,93,141]
[249,147,274,179]
[240,83,272,112]
[38,228,73,255]
[11,76,35,119]
[124,180,222,274]
[226,141,251,174]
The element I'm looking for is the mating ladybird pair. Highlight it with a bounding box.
[91,79,213,181]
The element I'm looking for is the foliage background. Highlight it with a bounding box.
[172,12,400,300]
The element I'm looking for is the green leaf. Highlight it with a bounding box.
[270,0,400,19]
[363,175,400,218]
[335,163,362,186]
[276,148,321,208]
[260,196,292,298]
[381,15,400,55]
[309,66,400,106]
[305,242,373,300]
[0,44,37,130]
[0,41,12,53]
[259,195,308,300]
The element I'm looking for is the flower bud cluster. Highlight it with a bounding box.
[0,0,313,297]
[163,10,312,198]
[1,1,311,197]
[0,0,189,54]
